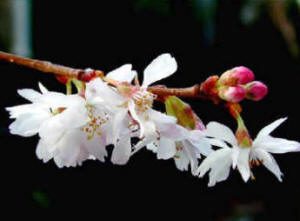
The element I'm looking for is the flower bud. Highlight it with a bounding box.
[235,115,252,148]
[218,86,247,103]
[55,75,70,84]
[219,66,254,86]
[200,76,219,97]
[245,81,268,101]
[77,69,103,82]
[165,96,204,130]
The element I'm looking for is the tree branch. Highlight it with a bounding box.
[0,51,208,99]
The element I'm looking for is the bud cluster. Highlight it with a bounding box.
[216,66,268,103]
[201,66,268,103]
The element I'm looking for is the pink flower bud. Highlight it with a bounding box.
[218,86,247,103]
[219,66,254,86]
[245,81,268,101]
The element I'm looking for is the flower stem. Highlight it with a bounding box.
[66,81,72,95]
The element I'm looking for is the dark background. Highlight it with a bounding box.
[1,0,300,219]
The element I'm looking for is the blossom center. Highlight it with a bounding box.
[132,89,156,112]
[80,105,109,140]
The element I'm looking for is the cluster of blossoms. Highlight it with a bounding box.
[6,53,300,186]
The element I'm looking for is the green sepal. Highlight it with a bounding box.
[165,96,196,130]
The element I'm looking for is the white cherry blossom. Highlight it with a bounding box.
[197,118,300,186]
[96,53,177,165]
[7,82,116,167]
[146,127,213,175]
[6,82,81,137]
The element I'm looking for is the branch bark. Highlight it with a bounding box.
[0,51,208,99]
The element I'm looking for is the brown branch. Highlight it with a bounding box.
[148,85,208,99]
[0,51,84,78]
[0,50,209,99]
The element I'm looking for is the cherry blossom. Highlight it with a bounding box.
[197,118,300,186]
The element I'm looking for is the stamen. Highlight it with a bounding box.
[82,105,109,140]
[132,89,156,112]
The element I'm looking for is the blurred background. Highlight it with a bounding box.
[1,0,300,219]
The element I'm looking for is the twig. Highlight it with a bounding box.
[0,51,208,99]
[0,51,84,78]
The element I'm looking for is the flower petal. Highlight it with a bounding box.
[85,78,125,106]
[197,148,232,187]
[252,148,283,181]
[188,131,213,156]
[142,53,177,87]
[36,139,53,163]
[232,146,251,182]
[174,149,190,172]
[112,108,129,143]
[157,137,176,160]
[255,118,287,142]
[254,135,300,154]
[6,103,47,119]
[38,82,49,94]
[182,140,200,175]
[84,133,108,162]
[17,89,41,102]
[111,135,131,165]
[106,64,136,83]
[132,125,157,156]
[146,142,157,153]
[205,122,237,146]
[204,137,230,149]
[8,111,50,137]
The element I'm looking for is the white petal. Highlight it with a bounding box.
[208,158,232,187]
[36,139,53,163]
[146,142,157,153]
[6,103,47,119]
[254,135,300,154]
[157,137,176,160]
[52,132,83,168]
[160,124,190,141]
[205,122,237,146]
[85,78,125,106]
[174,151,190,172]
[132,130,157,156]
[197,148,231,177]
[147,109,177,125]
[188,131,213,156]
[83,133,108,162]
[38,82,49,94]
[38,100,87,142]
[17,89,41,102]
[197,148,232,187]
[9,112,50,137]
[204,137,230,149]
[142,53,177,87]
[255,118,287,142]
[106,64,136,83]
[182,140,200,175]
[56,102,89,129]
[38,116,66,146]
[36,92,83,109]
[112,108,128,143]
[252,148,283,181]
[232,146,251,182]
[111,135,131,165]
